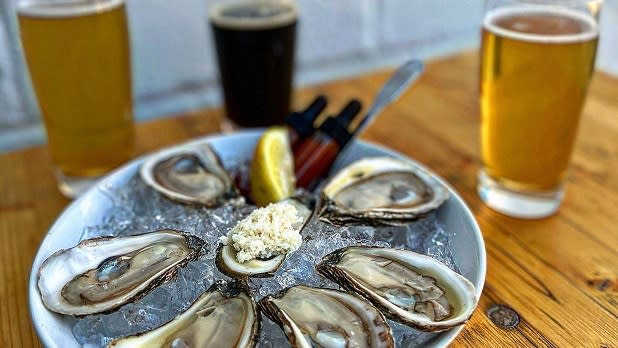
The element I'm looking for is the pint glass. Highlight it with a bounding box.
[478,0,601,218]
[209,0,297,129]
[18,0,135,197]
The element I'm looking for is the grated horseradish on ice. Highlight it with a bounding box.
[219,201,303,263]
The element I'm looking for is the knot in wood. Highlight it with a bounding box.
[487,304,520,329]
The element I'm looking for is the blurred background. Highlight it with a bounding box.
[1,0,617,151]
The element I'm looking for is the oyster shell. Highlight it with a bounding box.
[38,230,204,316]
[140,143,238,206]
[259,285,394,348]
[216,198,313,278]
[319,157,448,226]
[110,280,259,348]
[216,245,286,279]
[316,246,477,332]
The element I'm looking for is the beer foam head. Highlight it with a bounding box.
[484,6,598,43]
[209,0,297,30]
[18,0,124,17]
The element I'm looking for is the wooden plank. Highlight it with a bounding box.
[0,209,42,348]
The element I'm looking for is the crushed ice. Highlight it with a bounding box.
[72,167,458,348]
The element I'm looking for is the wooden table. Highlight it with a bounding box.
[1,52,617,347]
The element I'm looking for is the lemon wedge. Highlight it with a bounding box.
[250,126,296,206]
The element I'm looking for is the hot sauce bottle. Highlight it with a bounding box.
[294,100,362,188]
[285,95,327,148]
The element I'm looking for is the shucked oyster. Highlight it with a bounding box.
[216,198,313,278]
[319,157,448,226]
[317,247,477,332]
[38,230,204,316]
[110,280,259,348]
[259,285,394,348]
[140,143,238,206]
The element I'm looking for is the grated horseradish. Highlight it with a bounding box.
[219,201,303,263]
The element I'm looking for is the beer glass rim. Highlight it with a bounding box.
[17,0,124,17]
[485,0,603,6]
[483,0,601,43]
[209,0,297,30]
[484,0,603,17]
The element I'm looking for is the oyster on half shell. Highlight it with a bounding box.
[38,230,205,316]
[319,157,448,226]
[259,285,394,348]
[140,143,238,206]
[110,280,259,348]
[216,198,313,278]
[316,246,477,332]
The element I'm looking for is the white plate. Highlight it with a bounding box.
[29,130,486,347]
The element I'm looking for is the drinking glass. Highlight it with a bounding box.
[478,0,602,218]
[209,0,297,129]
[17,0,135,198]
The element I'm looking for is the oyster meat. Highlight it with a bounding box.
[259,285,394,348]
[317,246,477,332]
[216,245,286,279]
[319,157,449,225]
[140,143,237,206]
[110,280,259,348]
[38,230,204,316]
[216,198,312,277]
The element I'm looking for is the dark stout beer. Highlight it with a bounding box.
[210,0,297,127]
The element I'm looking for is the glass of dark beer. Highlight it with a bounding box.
[209,0,297,128]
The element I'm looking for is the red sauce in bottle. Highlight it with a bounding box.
[293,100,362,188]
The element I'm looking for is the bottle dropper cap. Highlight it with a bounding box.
[319,99,362,147]
[286,95,328,139]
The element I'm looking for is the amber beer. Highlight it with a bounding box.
[18,0,134,181]
[480,7,598,191]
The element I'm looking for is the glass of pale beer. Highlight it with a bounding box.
[17,0,135,198]
[478,0,601,218]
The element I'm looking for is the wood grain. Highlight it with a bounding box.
[1,52,616,347]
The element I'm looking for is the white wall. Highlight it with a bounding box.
[598,0,618,74]
[127,0,485,118]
